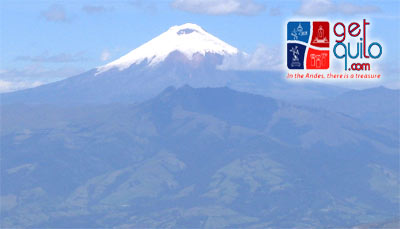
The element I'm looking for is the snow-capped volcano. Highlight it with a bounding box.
[2,23,347,105]
[97,23,238,74]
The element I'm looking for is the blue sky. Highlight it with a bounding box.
[1,0,399,92]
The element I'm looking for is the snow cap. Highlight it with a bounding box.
[96,23,238,74]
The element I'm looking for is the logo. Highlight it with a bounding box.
[286,19,383,78]
[287,21,330,70]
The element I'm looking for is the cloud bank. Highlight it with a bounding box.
[218,45,283,71]
[15,52,86,63]
[171,0,265,15]
[296,0,381,16]
[0,66,84,93]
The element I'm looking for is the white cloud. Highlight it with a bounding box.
[131,0,158,12]
[296,0,381,16]
[16,52,86,63]
[296,0,332,16]
[171,0,265,15]
[82,5,109,14]
[337,3,380,15]
[218,45,283,71]
[101,50,111,61]
[0,65,85,93]
[269,7,281,16]
[41,4,68,22]
[0,80,43,93]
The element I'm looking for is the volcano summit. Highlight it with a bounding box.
[97,23,238,73]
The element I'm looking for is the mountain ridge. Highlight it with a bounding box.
[309,86,400,131]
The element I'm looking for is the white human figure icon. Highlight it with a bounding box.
[291,28,298,40]
[290,46,299,62]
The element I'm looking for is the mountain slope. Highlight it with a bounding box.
[312,86,400,131]
[1,86,398,228]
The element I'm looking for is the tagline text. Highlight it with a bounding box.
[286,72,381,79]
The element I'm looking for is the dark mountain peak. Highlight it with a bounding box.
[160,85,178,95]
[146,86,279,130]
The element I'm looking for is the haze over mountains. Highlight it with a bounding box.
[1,23,399,228]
